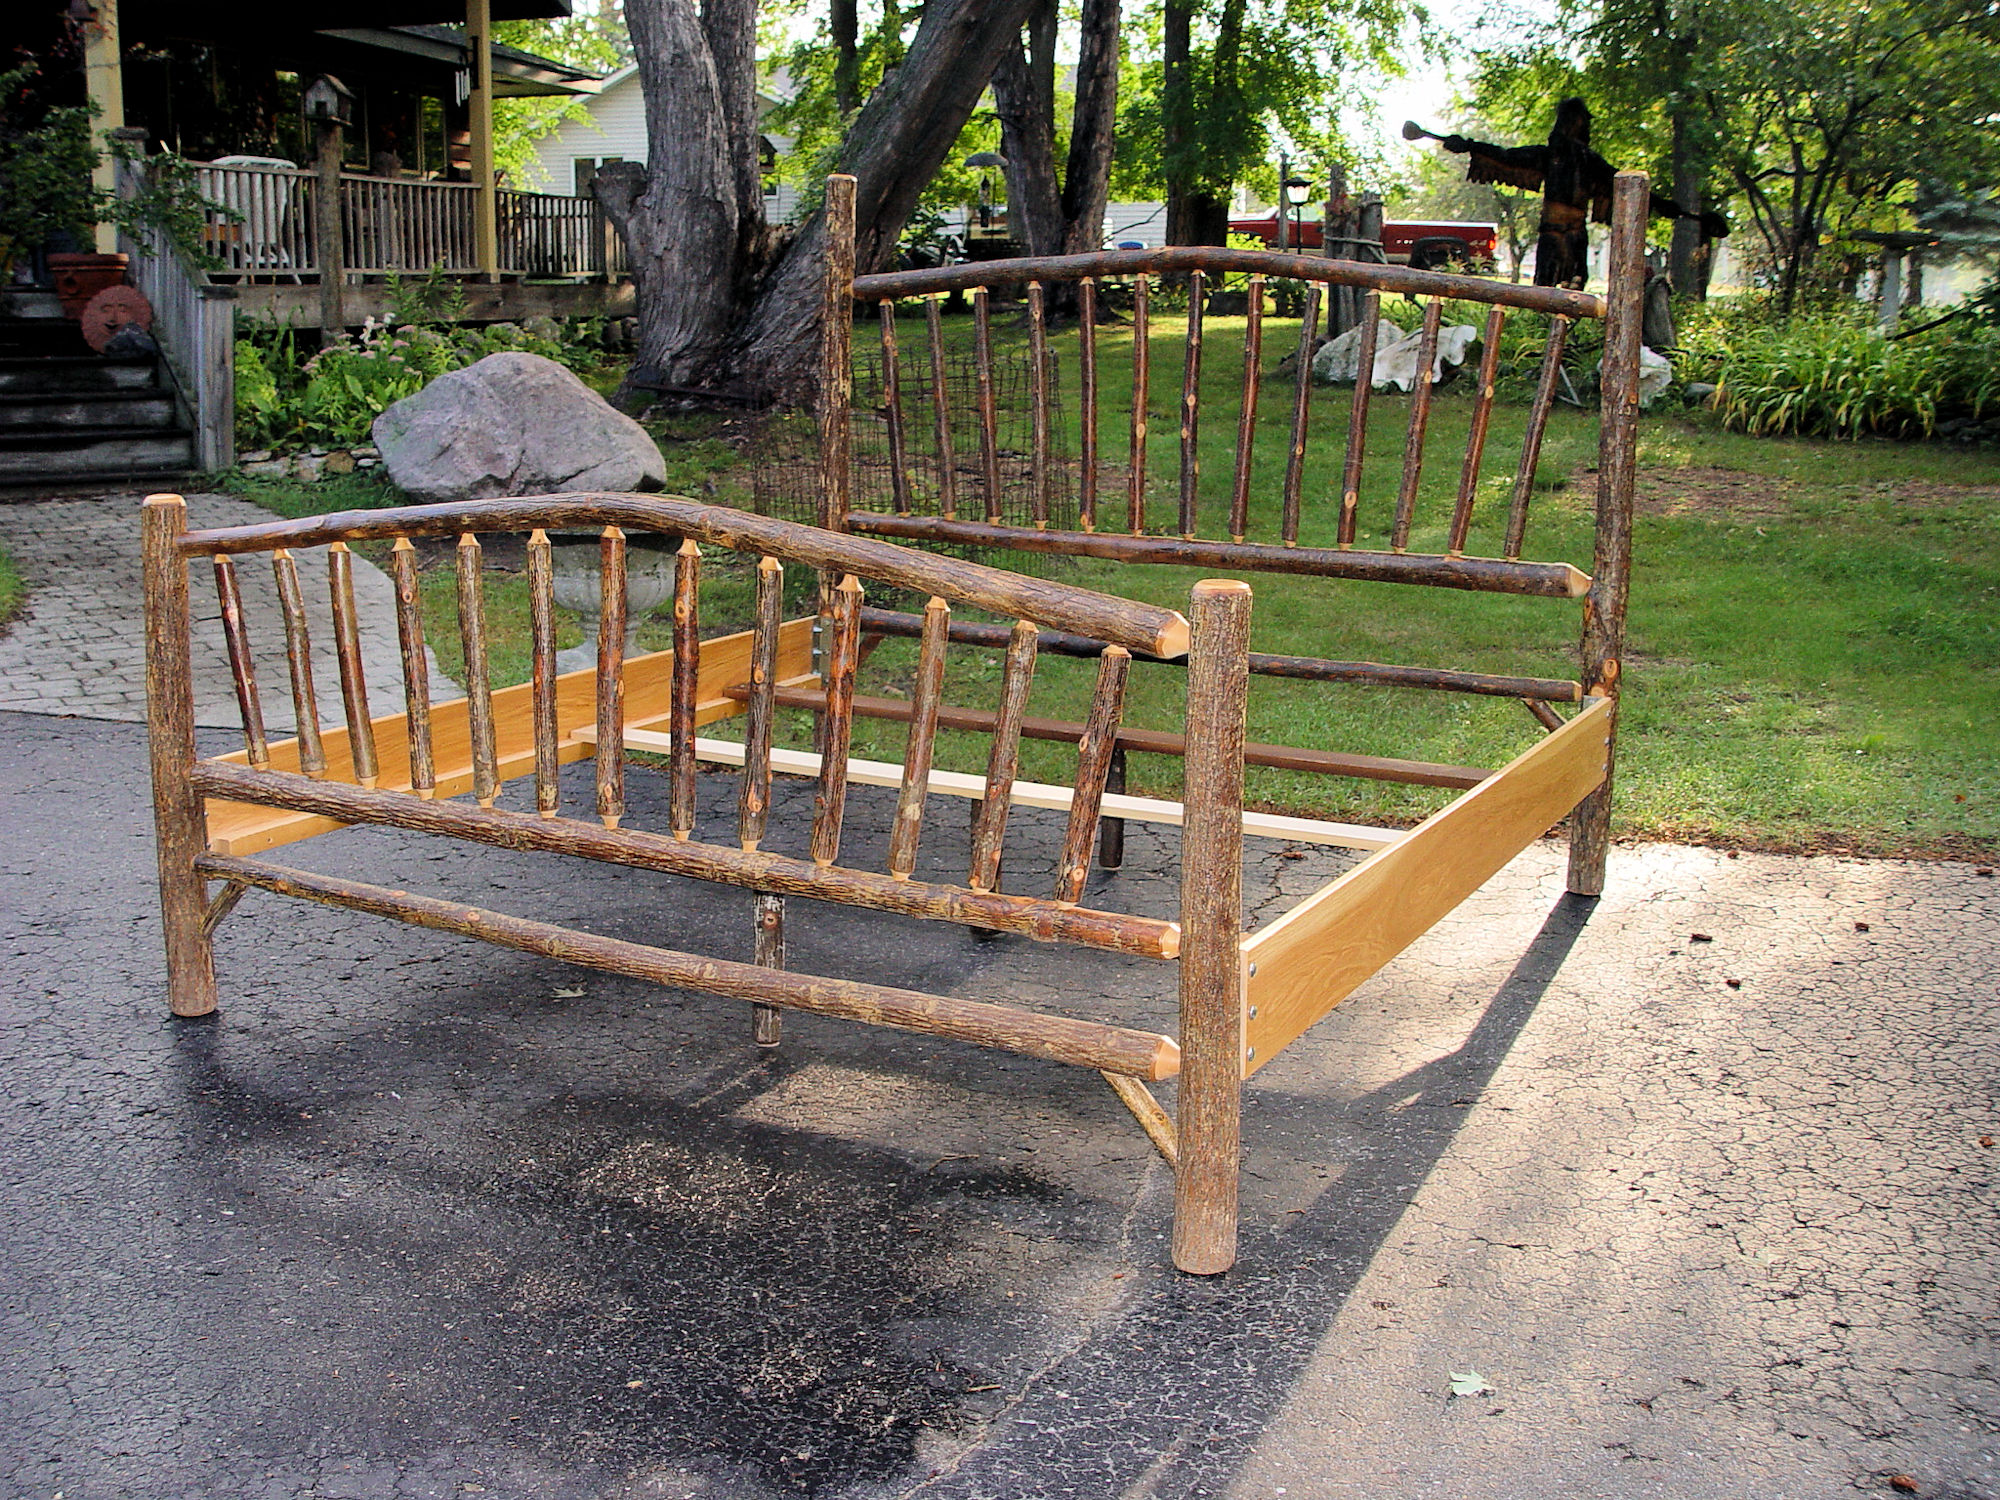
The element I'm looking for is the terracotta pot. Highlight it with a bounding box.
[47,252,130,320]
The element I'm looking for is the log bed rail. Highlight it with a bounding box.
[144,173,1644,1276]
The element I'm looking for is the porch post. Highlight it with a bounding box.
[314,116,345,332]
[83,0,126,254]
[467,0,500,281]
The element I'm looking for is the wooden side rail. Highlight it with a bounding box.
[195,854,1183,1080]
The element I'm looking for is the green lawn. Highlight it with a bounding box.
[218,304,2000,859]
[0,544,22,630]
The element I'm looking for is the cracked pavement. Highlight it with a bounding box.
[2,701,1995,1497]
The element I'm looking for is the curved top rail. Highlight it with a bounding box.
[852,247,1605,320]
[171,491,1194,660]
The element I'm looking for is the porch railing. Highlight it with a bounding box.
[193,160,624,282]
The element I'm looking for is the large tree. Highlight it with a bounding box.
[990,0,1123,263]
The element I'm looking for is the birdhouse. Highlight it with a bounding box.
[302,75,355,128]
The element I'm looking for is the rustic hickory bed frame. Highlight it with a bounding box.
[144,172,1646,1276]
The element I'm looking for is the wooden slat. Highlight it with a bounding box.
[1178,269,1205,538]
[1392,296,1444,553]
[887,595,950,879]
[1338,288,1381,548]
[1281,285,1320,547]
[212,554,268,769]
[526,529,559,816]
[1507,314,1571,561]
[270,548,326,777]
[817,174,855,533]
[752,891,784,1046]
[1079,277,1099,531]
[1028,280,1051,527]
[737,557,783,851]
[877,300,912,514]
[1102,1071,1178,1168]
[968,619,1039,892]
[455,532,498,807]
[1241,695,1613,1074]
[1229,275,1263,543]
[973,286,1002,521]
[811,574,863,865]
[1055,647,1130,903]
[669,538,701,839]
[1129,271,1150,534]
[595,526,626,827]
[925,295,958,519]
[326,542,378,788]
[1449,304,1507,555]
[389,537,435,798]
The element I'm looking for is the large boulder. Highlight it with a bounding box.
[372,352,666,502]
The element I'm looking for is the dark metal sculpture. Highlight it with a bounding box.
[1406,99,1727,288]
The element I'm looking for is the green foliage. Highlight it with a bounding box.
[0,542,23,631]
[1676,300,2000,439]
[235,294,610,452]
[490,13,633,189]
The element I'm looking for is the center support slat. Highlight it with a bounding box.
[526,529,559,816]
[1079,277,1100,532]
[1128,272,1151,535]
[270,548,327,777]
[1056,647,1131,903]
[887,595,951,879]
[212,554,269,770]
[1027,280,1051,528]
[390,537,436,798]
[670,537,701,839]
[196,852,1183,1081]
[925,296,958,520]
[972,287,1003,521]
[1338,288,1382,548]
[1449,304,1508,556]
[456,532,498,807]
[877,300,912,515]
[811,574,864,865]
[1178,269,1205,539]
[1508,314,1573,561]
[1392,296,1445,553]
[969,619,1040,892]
[326,541,378,788]
[1281,286,1321,547]
[737,555,783,851]
[595,526,626,827]
[1229,275,1264,543]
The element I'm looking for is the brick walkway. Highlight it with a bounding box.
[0,491,449,731]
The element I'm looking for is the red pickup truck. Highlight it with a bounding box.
[1227,209,1498,270]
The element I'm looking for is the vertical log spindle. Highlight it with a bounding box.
[595,526,627,828]
[737,556,783,851]
[925,295,958,519]
[1079,277,1100,531]
[1507,314,1572,561]
[810,574,863,866]
[887,595,950,879]
[817,174,856,534]
[1098,744,1126,870]
[1055,647,1131,904]
[972,287,1003,521]
[1227,275,1264,543]
[752,891,785,1046]
[1281,285,1321,548]
[877,300,912,515]
[968,619,1039,893]
[326,541,378,788]
[1179,269,1205,539]
[390,538,435,798]
[1128,272,1151,534]
[271,548,327,778]
[212,554,269,770]
[1173,577,1251,1276]
[143,495,217,1017]
[1448,303,1508,556]
[1028,279,1051,527]
[456,532,498,808]
[1337,288,1381,548]
[526,529,558,816]
[1391,296,1444,553]
[670,537,701,840]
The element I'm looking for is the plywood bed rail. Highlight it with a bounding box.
[174,492,1192,662]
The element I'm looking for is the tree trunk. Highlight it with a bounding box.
[1667,107,1706,299]
[1060,0,1120,257]
[1163,0,1194,245]
[704,0,765,264]
[725,0,1042,397]
[832,0,859,115]
[992,0,1062,256]
[600,0,743,397]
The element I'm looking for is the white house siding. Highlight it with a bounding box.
[528,67,804,224]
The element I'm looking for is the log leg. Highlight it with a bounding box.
[753,892,784,1046]
[1097,745,1126,870]
[142,495,217,1018]
[1173,579,1250,1275]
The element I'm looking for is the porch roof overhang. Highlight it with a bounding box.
[120,0,575,27]
[319,26,604,96]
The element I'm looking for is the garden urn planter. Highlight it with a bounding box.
[548,530,678,673]
[47,252,129,320]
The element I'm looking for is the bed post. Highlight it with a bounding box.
[1568,172,1647,897]
[1173,579,1251,1275]
[142,494,218,1018]
[815,174,858,756]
